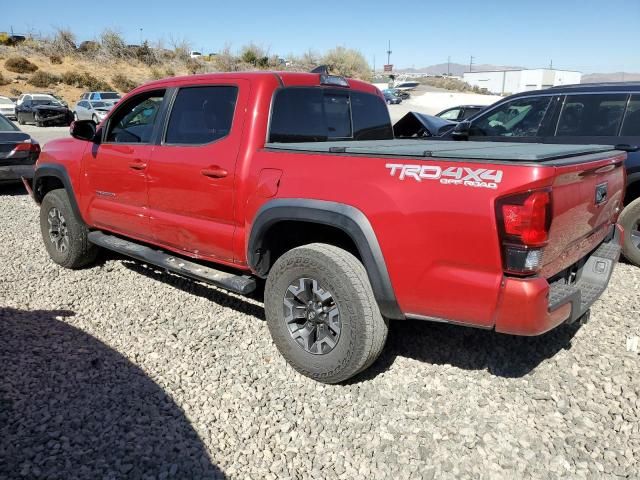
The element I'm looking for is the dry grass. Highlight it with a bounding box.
[0,51,189,103]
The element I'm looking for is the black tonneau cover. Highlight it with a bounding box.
[265,140,616,162]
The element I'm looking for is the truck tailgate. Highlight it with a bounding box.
[541,152,626,278]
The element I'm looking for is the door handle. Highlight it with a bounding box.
[128,160,147,170]
[201,166,228,178]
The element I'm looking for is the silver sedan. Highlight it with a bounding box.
[73,100,116,123]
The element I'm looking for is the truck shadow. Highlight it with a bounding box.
[121,260,266,320]
[0,307,225,480]
[0,182,28,196]
[351,319,583,382]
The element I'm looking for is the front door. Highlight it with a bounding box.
[83,88,167,241]
[146,81,248,261]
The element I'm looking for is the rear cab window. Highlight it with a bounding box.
[269,87,393,142]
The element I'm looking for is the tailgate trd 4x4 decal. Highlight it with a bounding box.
[385,163,503,189]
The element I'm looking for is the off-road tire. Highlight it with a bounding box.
[265,243,388,383]
[619,197,640,266]
[39,189,98,269]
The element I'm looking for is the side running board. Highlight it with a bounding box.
[88,231,256,295]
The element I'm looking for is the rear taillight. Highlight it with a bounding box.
[10,141,40,158]
[496,189,552,276]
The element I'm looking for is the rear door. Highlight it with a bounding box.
[146,81,249,261]
[82,88,167,240]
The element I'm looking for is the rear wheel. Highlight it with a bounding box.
[619,197,640,266]
[34,113,43,127]
[39,189,98,269]
[17,114,25,125]
[264,243,388,383]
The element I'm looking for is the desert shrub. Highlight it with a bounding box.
[0,32,11,46]
[60,70,112,90]
[134,41,158,66]
[185,58,203,75]
[9,87,21,96]
[49,54,63,65]
[111,73,137,92]
[169,36,191,61]
[4,56,38,74]
[52,28,76,55]
[0,72,10,86]
[100,29,128,58]
[164,67,176,77]
[78,40,100,53]
[321,47,371,81]
[28,70,61,88]
[210,46,238,72]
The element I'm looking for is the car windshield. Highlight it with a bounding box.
[91,101,107,108]
[0,97,13,105]
[99,93,120,100]
[32,96,61,106]
[0,114,18,131]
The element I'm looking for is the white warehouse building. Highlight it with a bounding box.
[463,69,582,95]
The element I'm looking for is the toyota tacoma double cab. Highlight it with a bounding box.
[25,72,625,383]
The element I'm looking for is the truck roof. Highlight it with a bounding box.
[265,139,617,163]
[137,71,380,95]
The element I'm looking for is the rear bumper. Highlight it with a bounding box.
[494,224,622,336]
[0,164,34,182]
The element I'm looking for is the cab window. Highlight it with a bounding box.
[105,90,165,144]
[439,108,461,121]
[470,96,552,137]
[556,94,627,137]
[164,86,238,145]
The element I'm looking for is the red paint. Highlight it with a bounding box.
[36,72,625,335]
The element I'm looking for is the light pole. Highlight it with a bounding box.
[139,28,143,45]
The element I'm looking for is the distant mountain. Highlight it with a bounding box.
[582,72,640,83]
[399,63,523,76]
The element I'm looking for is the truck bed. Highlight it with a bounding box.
[265,139,616,164]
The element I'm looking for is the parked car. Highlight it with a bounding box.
[444,82,640,266]
[189,51,203,58]
[15,94,73,127]
[383,90,402,105]
[393,111,457,138]
[74,100,116,123]
[0,96,16,120]
[27,72,623,383]
[0,113,40,183]
[79,91,121,102]
[383,88,410,100]
[436,105,486,122]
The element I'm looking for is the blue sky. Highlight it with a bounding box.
[4,0,639,73]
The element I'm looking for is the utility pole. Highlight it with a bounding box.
[139,28,143,45]
[550,59,553,70]
[386,40,392,67]
[447,56,451,76]
[469,55,475,72]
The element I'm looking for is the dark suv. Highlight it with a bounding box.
[448,82,640,266]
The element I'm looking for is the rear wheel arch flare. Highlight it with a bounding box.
[247,199,403,320]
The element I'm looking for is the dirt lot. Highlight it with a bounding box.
[0,184,639,479]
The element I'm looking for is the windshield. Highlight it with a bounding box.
[0,114,18,131]
[32,99,61,106]
[99,92,120,100]
[91,101,107,108]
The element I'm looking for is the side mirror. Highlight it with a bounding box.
[451,121,471,140]
[615,144,640,153]
[70,120,97,142]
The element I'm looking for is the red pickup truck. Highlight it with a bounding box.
[27,72,625,383]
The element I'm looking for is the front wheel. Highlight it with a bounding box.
[92,114,99,124]
[619,197,640,266]
[264,243,388,383]
[39,189,98,269]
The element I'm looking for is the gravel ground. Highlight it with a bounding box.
[1,184,639,479]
